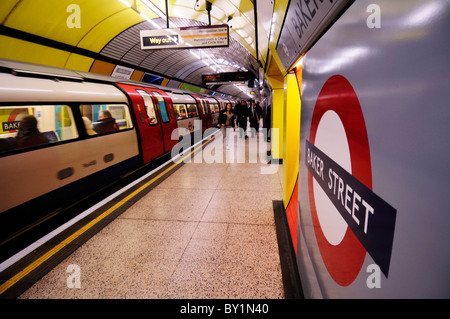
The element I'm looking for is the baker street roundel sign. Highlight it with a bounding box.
[306,75,397,286]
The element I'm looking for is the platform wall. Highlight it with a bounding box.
[296,0,450,298]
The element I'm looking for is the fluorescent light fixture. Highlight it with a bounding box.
[141,0,166,19]
[234,84,252,98]
[210,57,218,66]
[140,12,161,29]
[119,0,131,8]
[190,51,201,59]
[190,52,234,73]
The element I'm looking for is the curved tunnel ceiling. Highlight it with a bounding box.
[0,0,281,100]
[100,17,259,97]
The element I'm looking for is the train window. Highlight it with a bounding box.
[80,104,133,135]
[186,104,198,118]
[211,103,219,113]
[202,100,209,114]
[174,104,188,120]
[136,90,158,125]
[0,105,78,155]
[151,91,169,123]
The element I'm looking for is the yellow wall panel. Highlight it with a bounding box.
[271,87,284,161]
[0,35,69,67]
[266,53,284,88]
[135,2,160,19]
[89,60,115,76]
[3,0,132,48]
[64,53,94,72]
[77,9,143,52]
[266,56,284,162]
[131,70,144,82]
[0,0,20,24]
[282,71,301,207]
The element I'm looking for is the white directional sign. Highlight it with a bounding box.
[140,24,229,50]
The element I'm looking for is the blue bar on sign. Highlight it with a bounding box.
[2,121,20,131]
[305,139,397,278]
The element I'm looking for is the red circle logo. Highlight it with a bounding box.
[308,75,372,286]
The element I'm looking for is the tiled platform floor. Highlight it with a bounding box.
[19,130,284,299]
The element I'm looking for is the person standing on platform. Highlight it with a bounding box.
[255,101,263,129]
[249,101,263,137]
[235,100,249,139]
[217,102,235,149]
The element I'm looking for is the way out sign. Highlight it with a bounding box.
[140,25,229,50]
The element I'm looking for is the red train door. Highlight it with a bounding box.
[144,88,178,153]
[117,83,164,164]
[203,98,213,130]
[193,94,212,133]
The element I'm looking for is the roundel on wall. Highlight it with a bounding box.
[305,75,396,286]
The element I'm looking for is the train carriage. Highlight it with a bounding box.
[116,83,179,164]
[168,91,202,141]
[0,59,220,257]
[0,69,139,246]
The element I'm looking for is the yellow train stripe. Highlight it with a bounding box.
[0,137,212,295]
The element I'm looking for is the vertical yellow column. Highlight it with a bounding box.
[271,88,284,162]
[266,74,284,163]
[282,71,301,207]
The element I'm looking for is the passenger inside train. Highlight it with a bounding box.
[94,110,120,134]
[0,104,137,156]
[82,117,97,136]
[0,105,78,153]
[80,104,133,134]
[14,115,49,149]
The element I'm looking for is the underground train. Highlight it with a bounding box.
[0,58,231,255]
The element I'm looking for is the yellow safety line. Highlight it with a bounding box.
[0,137,212,295]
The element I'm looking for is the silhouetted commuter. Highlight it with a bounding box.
[94,110,119,134]
[234,100,249,139]
[15,115,49,149]
[249,101,262,137]
[218,103,235,149]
